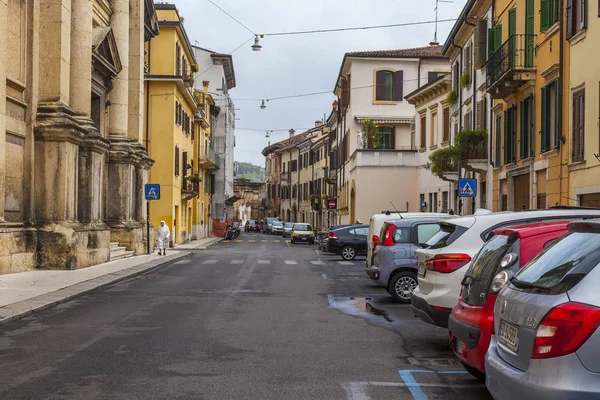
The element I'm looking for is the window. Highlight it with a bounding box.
[464,110,473,131]
[540,0,560,31]
[392,227,410,244]
[183,57,188,77]
[566,0,587,39]
[572,89,585,162]
[175,145,180,176]
[495,113,502,166]
[541,80,559,152]
[442,191,449,211]
[487,24,503,57]
[420,193,425,210]
[504,105,516,164]
[428,71,443,83]
[417,224,441,244]
[368,127,394,149]
[419,114,427,150]
[463,44,472,84]
[433,192,438,212]
[175,101,180,125]
[430,111,438,147]
[176,43,181,76]
[520,94,534,159]
[453,61,460,90]
[429,193,433,212]
[375,70,403,101]
[442,107,450,143]
[182,151,188,177]
[350,227,368,236]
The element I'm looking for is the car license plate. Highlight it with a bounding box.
[498,320,519,352]
[455,339,465,354]
[301,237,307,240]
[418,263,426,278]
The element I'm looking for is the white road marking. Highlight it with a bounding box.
[258,260,271,264]
[338,261,353,265]
[202,260,218,264]
[311,260,325,265]
[284,260,298,265]
[231,260,244,264]
[173,259,191,265]
[341,381,486,400]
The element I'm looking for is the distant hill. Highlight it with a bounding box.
[236,162,264,182]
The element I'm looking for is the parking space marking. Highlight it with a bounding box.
[342,380,485,400]
[231,260,244,264]
[397,370,473,400]
[322,274,327,280]
[202,260,218,264]
[311,261,325,265]
[258,260,271,264]
[248,240,256,243]
[274,240,281,243]
[173,259,192,265]
[338,261,353,265]
[223,240,230,243]
[261,240,268,243]
[235,240,243,243]
[284,260,298,265]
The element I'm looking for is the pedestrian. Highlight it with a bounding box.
[449,209,455,215]
[157,220,170,256]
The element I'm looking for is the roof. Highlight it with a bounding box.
[262,130,313,156]
[494,221,571,239]
[442,0,477,55]
[404,74,450,102]
[333,45,447,94]
[191,46,236,89]
[155,6,198,66]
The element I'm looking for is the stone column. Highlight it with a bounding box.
[109,0,129,137]
[106,138,137,224]
[128,0,144,143]
[69,0,92,117]
[0,0,8,222]
[78,137,110,223]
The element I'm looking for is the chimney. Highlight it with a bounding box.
[332,100,338,110]
[315,120,323,127]
[202,80,209,95]
[289,129,295,138]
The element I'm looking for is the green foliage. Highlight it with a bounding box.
[447,90,458,106]
[361,119,382,149]
[236,162,265,182]
[460,73,470,88]
[429,147,461,176]
[320,194,328,200]
[455,129,488,159]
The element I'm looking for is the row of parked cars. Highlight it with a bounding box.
[244,217,316,244]
[359,207,600,398]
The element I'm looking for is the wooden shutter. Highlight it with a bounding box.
[182,151,188,177]
[566,0,573,39]
[494,24,502,51]
[541,0,550,31]
[443,108,450,142]
[175,146,180,176]
[428,71,438,83]
[519,100,525,159]
[525,0,535,67]
[390,127,396,149]
[495,114,502,166]
[420,115,427,149]
[475,100,482,129]
[553,82,560,148]
[504,109,509,164]
[393,70,403,101]
[475,19,488,68]
[375,70,386,100]
[581,0,587,30]
[487,28,495,58]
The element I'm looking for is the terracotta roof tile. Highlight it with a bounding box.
[346,45,446,59]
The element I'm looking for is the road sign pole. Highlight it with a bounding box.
[146,200,150,254]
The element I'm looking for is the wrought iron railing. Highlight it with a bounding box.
[486,34,535,89]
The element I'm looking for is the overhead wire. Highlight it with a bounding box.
[207,0,256,35]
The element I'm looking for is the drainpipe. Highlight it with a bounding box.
[489,0,495,168]
[558,0,565,206]
[418,59,422,88]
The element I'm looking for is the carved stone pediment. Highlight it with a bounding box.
[92,26,122,79]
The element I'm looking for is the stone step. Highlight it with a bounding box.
[109,242,120,247]
[110,246,127,253]
[110,249,135,261]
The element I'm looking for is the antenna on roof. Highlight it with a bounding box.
[432,0,453,45]
[390,201,403,218]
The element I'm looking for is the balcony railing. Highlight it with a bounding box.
[199,147,220,170]
[486,34,536,98]
[181,178,200,200]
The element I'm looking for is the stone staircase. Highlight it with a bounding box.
[109,242,135,261]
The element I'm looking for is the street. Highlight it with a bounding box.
[0,233,491,400]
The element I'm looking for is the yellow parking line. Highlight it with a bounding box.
[261,240,268,243]
[285,240,291,243]
[286,241,290,247]
[248,240,256,243]
[236,240,243,243]
[274,240,280,243]
[223,240,230,243]
[252,234,257,237]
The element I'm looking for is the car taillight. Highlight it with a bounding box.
[372,235,379,254]
[328,232,338,239]
[532,303,600,359]
[425,253,471,273]
[382,225,396,246]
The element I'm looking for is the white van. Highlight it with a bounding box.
[366,212,450,271]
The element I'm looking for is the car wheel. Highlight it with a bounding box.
[341,246,356,260]
[461,362,486,381]
[388,271,418,304]
[309,240,314,245]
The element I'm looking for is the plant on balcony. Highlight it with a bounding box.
[193,91,203,106]
[460,72,470,88]
[187,173,202,184]
[455,129,488,160]
[321,166,327,170]
[191,63,199,73]
[361,119,382,149]
[429,146,461,177]
[320,194,328,200]
[446,89,457,106]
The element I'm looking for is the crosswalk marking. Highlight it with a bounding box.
[202,260,218,264]
[261,240,268,243]
[258,260,271,264]
[311,261,325,265]
[338,261,353,265]
[231,260,244,264]
[274,240,281,243]
[284,260,298,265]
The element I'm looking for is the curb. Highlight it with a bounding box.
[0,251,192,326]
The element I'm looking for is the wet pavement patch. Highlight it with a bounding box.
[327,295,394,327]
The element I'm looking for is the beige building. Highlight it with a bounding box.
[0,0,159,274]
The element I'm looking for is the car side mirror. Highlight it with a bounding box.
[418,243,430,249]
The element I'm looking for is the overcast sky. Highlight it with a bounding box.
[175,0,466,166]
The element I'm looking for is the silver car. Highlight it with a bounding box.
[283,222,294,237]
[271,221,284,235]
[485,220,600,400]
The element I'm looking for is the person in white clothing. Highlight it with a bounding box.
[157,220,170,256]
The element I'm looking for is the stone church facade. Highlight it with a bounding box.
[0,0,160,274]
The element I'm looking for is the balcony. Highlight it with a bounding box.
[326,167,337,184]
[351,148,418,169]
[456,130,488,174]
[199,148,220,170]
[181,178,200,200]
[429,147,460,183]
[486,34,536,100]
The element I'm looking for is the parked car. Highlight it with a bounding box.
[291,223,315,244]
[371,217,447,303]
[321,224,357,251]
[263,217,281,234]
[245,220,260,232]
[271,221,284,235]
[485,220,600,399]
[283,222,295,237]
[325,225,369,260]
[448,221,571,380]
[366,212,449,273]
[412,207,600,328]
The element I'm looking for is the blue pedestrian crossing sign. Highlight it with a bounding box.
[458,178,477,197]
[145,184,160,200]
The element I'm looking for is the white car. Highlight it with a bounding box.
[366,212,449,274]
[411,207,600,328]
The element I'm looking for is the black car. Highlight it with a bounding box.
[325,225,369,260]
[321,224,358,251]
[244,220,260,232]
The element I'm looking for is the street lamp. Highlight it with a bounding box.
[251,35,262,51]
[260,99,266,109]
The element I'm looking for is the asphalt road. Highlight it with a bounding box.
[0,233,492,400]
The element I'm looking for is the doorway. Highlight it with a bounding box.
[512,173,530,210]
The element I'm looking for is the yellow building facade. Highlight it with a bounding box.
[568,1,600,206]
[145,4,213,245]
[489,0,569,210]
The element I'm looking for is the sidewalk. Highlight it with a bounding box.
[0,237,221,325]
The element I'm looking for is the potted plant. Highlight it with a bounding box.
[187,173,202,184]
[455,129,488,159]
[429,146,461,177]
[320,194,328,200]
[447,89,458,106]
[460,72,470,88]
[191,63,199,73]
[361,119,382,149]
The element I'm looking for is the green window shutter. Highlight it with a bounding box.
[519,100,525,159]
[526,0,535,67]
[494,24,503,50]
[488,28,495,57]
[504,109,509,164]
[509,9,517,36]
[554,82,560,148]
[541,0,550,31]
[541,86,549,152]
[495,115,502,166]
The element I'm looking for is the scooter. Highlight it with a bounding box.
[225,225,241,240]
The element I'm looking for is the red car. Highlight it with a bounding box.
[448,221,571,380]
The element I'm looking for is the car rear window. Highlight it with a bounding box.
[424,222,468,249]
[462,234,513,306]
[513,232,600,294]
[295,224,311,231]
